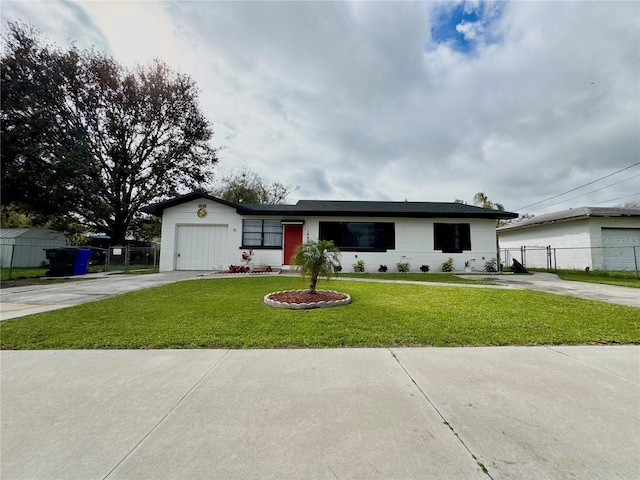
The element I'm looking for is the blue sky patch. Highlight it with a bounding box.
[430,1,504,53]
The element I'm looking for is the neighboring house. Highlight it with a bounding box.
[0,228,69,268]
[498,207,640,271]
[141,192,517,272]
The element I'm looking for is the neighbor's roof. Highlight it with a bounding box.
[141,192,518,220]
[498,207,640,232]
[0,228,68,241]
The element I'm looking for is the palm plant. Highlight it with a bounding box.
[289,239,341,294]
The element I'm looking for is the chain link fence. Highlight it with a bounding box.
[500,245,640,278]
[105,245,160,273]
[1,243,160,280]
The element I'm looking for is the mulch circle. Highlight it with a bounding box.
[267,290,348,303]
[264,290,351,310]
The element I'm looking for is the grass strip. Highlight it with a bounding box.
[551,270,639,288]
[336,272,492,284]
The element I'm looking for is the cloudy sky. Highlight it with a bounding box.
[2,0,639,215]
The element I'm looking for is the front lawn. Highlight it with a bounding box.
[1,277,638,349]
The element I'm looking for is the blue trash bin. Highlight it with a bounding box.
[72,248,91,275]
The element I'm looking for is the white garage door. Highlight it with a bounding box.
[602,228,640,271]
[176,225,228,270]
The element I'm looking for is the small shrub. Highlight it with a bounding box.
[396,262,410,273]
[228,265,250,273]
[352,259,365,272]
[441,257,454,272]
[257,263,273,273]
[378,265,388,272]
[484,258,497,273]
[420,265,430,273]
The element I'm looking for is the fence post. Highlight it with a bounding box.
[8,244,15,280]
[634,246,639,280]
[546,245,551,271]
[153,245,158,272]
[124,245,130,273]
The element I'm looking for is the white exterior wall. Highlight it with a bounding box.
[498,217,640,270]
[158,200,501,272]
[499,220,592,269]
[304,216,498,273]
[159,200,294,271]
[159,199,243,271]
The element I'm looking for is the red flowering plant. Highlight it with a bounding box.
[241,249,254,265]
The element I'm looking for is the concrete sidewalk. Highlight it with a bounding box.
[2,347,638,479]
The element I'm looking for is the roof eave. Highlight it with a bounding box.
[498,215,591,232]
[241,210,517,219]
[140,192,247,216]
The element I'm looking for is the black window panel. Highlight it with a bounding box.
[434,223,471,253]
[319,222,395,251]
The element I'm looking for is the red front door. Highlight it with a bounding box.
[283,225,303,265]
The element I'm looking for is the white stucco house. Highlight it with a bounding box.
[141,192,517,273]
[498,207,640,271]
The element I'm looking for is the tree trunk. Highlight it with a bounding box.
[110,215,128,246]
[309,274,318,294]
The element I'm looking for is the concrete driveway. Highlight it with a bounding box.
[1,346,638,479]
[466,272,640,308]
[0,271,205,320]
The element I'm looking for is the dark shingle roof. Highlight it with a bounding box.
[498,206,640,232]
[141,193,518,219]
[244,200,517,219]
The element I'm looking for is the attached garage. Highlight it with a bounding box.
[175,225,228,270]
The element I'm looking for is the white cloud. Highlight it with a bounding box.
[2,0,638,213]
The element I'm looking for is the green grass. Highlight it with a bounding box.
[532,269,640,288]
[337,272,492,284]
[1,267,48,281]
[1,277,638,350]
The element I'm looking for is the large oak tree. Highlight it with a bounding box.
[1,22,218,244]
